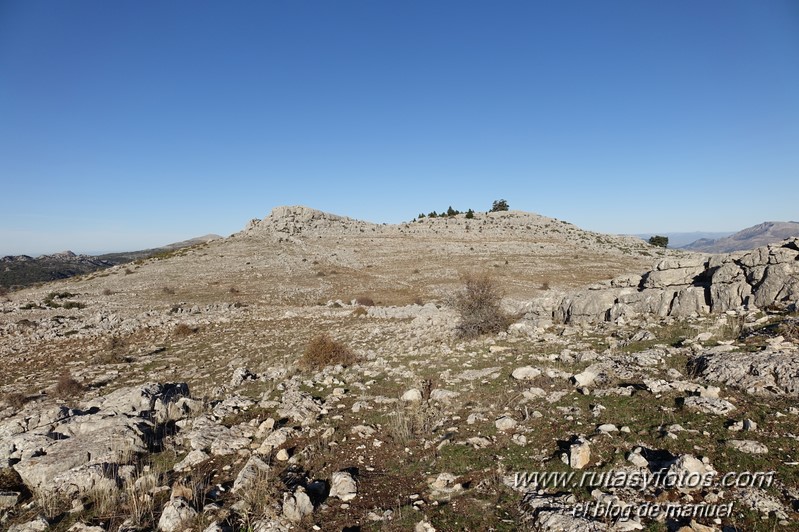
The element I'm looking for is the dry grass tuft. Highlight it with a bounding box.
[450,273,514,338]
[352,306,368,317]
[354,296,375,306]
[778,318,799,343]
[3,392,30,409]
[174,323,198,337]
[102,288,113,296]
[55,369,84,399]
[161,286,176,295]
[300,333,357,370]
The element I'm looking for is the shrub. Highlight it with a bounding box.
[43,291,76,308]
[174,323,198,337]
[55,369,84,399]
[3,392,29,409]
[300,333,356,370]
[354,296,375,307]
[161,286,176,295]
[778,318,799,343]
[648,235,669,248]
[490,199,509,212]
[352,306,368,317]
[451,274,513,338]
[102,288,113,296]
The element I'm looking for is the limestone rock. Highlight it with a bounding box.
[511,366,541,381]
[495,416,517,431]
[232,455,270,493]
[174,449,209,472]
[727,440,768,454]
[8,517,49,532]
[158,498,198,532]
[329,470,357,501]
[683,396,736,415]
[401,389,423,402]
[692,349,799,396]
[282,487,314,522]
[568,437,591,469]
[667,455,716,493]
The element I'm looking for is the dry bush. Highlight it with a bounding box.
[55,369,84,399]
[102,288,113,296]
[300,333,356,370]
[540,281,551,290]
[229,286,240,294]
[352,306,368,317]
[719,314,746,341]
[450,273,513,338]
[778,318,799,343]
[3,392,29,409]
[387,400,444,445]
[174,323,198,337]
[354,296,375,307]
[161,286,176,295]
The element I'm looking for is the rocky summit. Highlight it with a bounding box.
[1,206,798,531]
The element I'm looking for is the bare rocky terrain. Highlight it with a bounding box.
[0,235,221,291]
[1,206,798,531]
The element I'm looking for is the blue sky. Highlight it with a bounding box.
[1,1,797,255]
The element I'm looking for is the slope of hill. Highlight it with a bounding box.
[682,221,799,253]
[0,234,221,290]
[8,207,798,530]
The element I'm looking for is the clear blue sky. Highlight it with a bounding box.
[1,1,797,255]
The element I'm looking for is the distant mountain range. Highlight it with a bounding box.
[634,221,799,253]
[0,235,220,290]
[680,221,799,253]
[633,231,734,249]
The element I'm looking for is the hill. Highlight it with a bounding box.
[0,234,221,290]
[682,221,799,253]
[1,206,797,531]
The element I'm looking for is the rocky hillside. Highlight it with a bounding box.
[0,252,118,290]
[683,221,799,253]
[0,207,798,531]
[0,235,221,291]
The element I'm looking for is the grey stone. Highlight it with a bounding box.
[329,471,357,501]
[511,366,541,381]
[568,438,591,469]
[282,487,313,522]
[683,396,736,415]
[158,498,198,532]
[728,440,768,454]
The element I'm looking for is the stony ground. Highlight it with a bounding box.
[1,207,797,531]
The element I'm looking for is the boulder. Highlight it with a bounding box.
[511,367,541,381]
[329,470,357,501]
[158,498,198,532]
[282,487,314,522]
